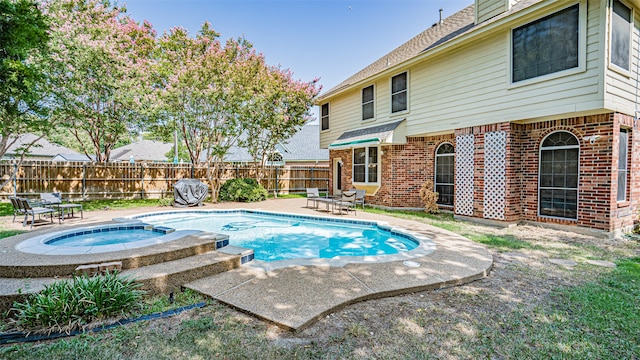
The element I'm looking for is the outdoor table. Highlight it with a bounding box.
[314,197,337,212]
[52,203,83,222]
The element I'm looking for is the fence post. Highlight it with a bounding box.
[12,162,17,196]
[140,164,145,199]
[310,167,314,190]
[82,164,87,200]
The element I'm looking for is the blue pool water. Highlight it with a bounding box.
[46,229,160,247]
[136,211,418,262]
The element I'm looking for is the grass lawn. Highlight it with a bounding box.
[0,202,638,359]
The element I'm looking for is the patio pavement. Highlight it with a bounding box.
[0,198,493,332]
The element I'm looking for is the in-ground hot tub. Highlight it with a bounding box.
[15,224,202,255]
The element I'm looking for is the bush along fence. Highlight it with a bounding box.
[0,161,329,201]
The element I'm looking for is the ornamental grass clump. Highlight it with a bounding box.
[10,272,145,335]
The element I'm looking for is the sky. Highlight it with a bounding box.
[122,0,472,120]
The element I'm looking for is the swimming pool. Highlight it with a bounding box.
[133,210,433,264]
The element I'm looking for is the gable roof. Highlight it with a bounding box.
[111,140,173,162]
[3,133,80,158]
[223,124,329,163]
[51,153,95,162]
[318,0,542,101]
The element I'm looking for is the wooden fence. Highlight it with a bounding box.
[0,161,329,201]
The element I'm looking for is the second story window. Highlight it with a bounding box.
[321,103,329,131]
[391,72,407,113]
[362,85,374,120]
[512,4,579,82]
[611,0,632,72]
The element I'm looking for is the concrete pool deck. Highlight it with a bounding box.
[0,198,493,332]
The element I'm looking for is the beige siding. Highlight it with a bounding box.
[320,0,608,147]
[318,88,361,148]
[604,2,640,115]
[476,0,509,23]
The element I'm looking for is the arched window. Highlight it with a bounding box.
[539,131,579,219]
[435,143,455,206]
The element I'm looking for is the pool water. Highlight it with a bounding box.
[138,212,418,262]
[46,229,160,247]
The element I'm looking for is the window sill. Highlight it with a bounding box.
[508,66,585,90]
[617,201,630,208]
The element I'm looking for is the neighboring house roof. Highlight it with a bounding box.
[318,0,541,100]
[51,153,95,162]
[111,140,173,162]
[223,124,329,163]
[3,133,80,159]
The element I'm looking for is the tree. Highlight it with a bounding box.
[156,23,265,201]
[240,67,320,185]
[0,0,50,187]
[45,0,156,162]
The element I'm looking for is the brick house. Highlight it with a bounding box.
[317,0,640,237]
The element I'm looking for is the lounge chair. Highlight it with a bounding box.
[18,197,57,228]
[40,192,83,221]
[333,190,356,215]
[9,196,26,222]
[306,188,320,208]
[355,189,366,209]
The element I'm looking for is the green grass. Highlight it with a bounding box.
[468,233,535,250]
[1,202,638,359]
[474,257,640,359]
[0,229,27,239]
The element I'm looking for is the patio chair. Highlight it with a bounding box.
[40,192,62,206]
[9,196,26,222]
[355,189,366,209]
[18,197,57,228]
[306,188,320,208]
[333,190,356,215]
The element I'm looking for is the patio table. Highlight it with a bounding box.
[51,203,83,222]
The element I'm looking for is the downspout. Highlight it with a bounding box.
[635,29,640,125]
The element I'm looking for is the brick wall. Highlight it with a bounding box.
[328,112,638,234]
[516,114,615,230]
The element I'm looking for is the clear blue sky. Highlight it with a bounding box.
[122,0,472,119]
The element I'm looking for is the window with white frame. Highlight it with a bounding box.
[611,0,632,72]
[512,4,579,82]
[362,85,374,120]
[539,131,579,219]
[618,128,629,202]
[321,103,329,131]
[391,72,407,113]
[435,143,454,206]
[353,146,378,183]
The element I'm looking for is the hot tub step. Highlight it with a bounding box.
[120,249,253,295]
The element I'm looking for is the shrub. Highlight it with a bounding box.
[419,181,439,214]
[218,178,267,202]
[10,272,145,334]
